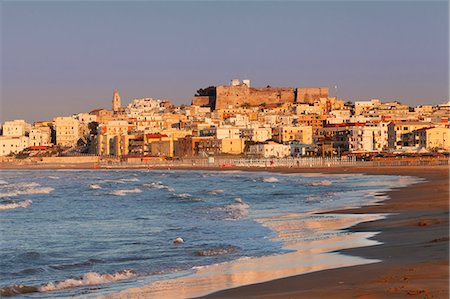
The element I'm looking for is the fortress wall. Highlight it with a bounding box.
[215,85,330,109]
[215,85,250,109]
[249,88,295,107]
[296,87,329,104]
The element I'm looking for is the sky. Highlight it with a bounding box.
[1,0,449,123]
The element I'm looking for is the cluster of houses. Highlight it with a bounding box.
[1,81,449,159]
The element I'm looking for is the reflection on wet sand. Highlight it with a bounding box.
[107,213,386,299]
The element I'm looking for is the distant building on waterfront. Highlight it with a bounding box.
[53,116,80,147]
[1,119,31,137]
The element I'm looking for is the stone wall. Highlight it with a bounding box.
[249,88,296,107]
[215,85,296,109]
[215,85,329,109]
[296,87,329,104]
[215,85,250,109]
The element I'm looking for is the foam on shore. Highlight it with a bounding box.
[0,270,137,296]
[110,189,142,196]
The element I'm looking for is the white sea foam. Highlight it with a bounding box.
[89,184,102,189]
[110,189,142,196]
[0,182,54,198]
[38,270,137,292]
[120,178,140,182]
[0,200,32,210]
[143,182,169,189]
[207,189,224,195]
[0,180,8,185]
[309,180,332,186]
[16,182,40,188]
[175,193,192,198]
[263,177,279,183]
[223,198,250,220]
[47,176,60,180]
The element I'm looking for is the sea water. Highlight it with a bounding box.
[0,170,422,298]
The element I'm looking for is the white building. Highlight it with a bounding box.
[1,120,31,137]
[29,126,52,147]
[127,98,163,118]
[74,113,97,124]
[216,126,240,140]
[252,127,272,142]
[0,136,29,156]
[248,142,290,158]
[54,116,80,147]
[349,122,394,152]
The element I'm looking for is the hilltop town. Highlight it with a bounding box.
[1,79,449,163]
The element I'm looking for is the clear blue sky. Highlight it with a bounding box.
[1,1,448,123]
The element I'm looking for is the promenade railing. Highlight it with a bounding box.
[102,156,449,168]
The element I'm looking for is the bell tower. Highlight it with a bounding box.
[112,88,121,112]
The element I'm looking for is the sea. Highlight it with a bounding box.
[0,169,422,298]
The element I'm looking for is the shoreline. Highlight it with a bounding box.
[197,166,449,299]
[1,165,448,298]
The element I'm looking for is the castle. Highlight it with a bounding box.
[192,79,329,110]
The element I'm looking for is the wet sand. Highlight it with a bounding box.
[198,166,449,299]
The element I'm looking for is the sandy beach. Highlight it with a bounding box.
[1,164,448,298]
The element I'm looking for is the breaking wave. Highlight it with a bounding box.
[0,270,137,296]
[207,198,250,221]
[0,180,8,185]
[110,189,142,196]
[0,200,32,210]
[39,269,137,292]
[263,177,279,183]
[0,182,54,198]
[89,184,102,189]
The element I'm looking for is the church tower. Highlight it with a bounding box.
[112,88,121,112]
